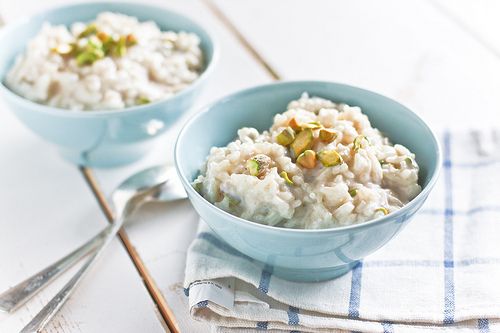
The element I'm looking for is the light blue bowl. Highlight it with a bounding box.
[175,81,441,282]
[0,2,217,167]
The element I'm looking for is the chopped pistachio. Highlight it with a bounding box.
[276,127,295,146]
[96,31,110,42]
[279,171,294,185]
[136,96,151,105]
[102,37,114,54]
[126,34,138,46]
[113,36,127,57]
[290,128,313,157]
[319,128,337,143]
[317,150,343,167]
[246,159,259,176]
[353,135,369,151]
[301,121,322,129]
[375,207,389,215]
[246,154,271,178]
[296,150,317,169]
[287,117,301,131]
[78,24,97,38]
[76,51,98,66]
[349,189,358,197]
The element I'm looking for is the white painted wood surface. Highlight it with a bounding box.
[214,0,500,129]
[0,86,166,332]
[1,0,500,332]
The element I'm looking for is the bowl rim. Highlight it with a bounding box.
[175,80,443,234]
[0,1,219,118]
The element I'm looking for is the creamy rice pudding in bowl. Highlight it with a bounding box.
[175,81,441,282]
[0,2,217,166]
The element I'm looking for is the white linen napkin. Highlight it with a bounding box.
[184,130,500,332]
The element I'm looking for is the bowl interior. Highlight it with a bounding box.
[0,2,215,89]
[177,81,440,192]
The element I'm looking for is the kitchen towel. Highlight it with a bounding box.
[184,130,500,332]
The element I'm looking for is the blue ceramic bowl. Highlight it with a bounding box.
[175,81,441,282]
[0,2,217,167]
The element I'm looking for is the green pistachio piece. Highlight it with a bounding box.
[246,159,259,176]
[287,117,301,131]
[296,150,317,169]
[78,24,97,38]
[136,96,151,105]
[290,128,313,157]
[76,51,98,66]
[375,207,389,215]
[279,171,294,185]
[276,127,295,146]
[353,135,369,152]
[349,189,358,197]
[126,34,137,46]
[113,36,127,57]
[317,150,343,167]
[319,128,337,143]
[246,154,271,177]
[301,121,322,129]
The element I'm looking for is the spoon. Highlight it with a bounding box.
[1,165,186,332]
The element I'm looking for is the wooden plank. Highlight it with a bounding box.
[0,4,168,333]
[213,0,500,129]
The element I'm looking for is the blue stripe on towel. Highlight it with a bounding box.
[478,319,490,333]
[443,131,455,325]
[382,321,394,333]
[287,306,300,325]
[348,261,363,319]
[258,264,274,294]
[198,232,253,260]
[196,300,208,308]
[256,321,268,330]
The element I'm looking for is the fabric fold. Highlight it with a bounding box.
[184,130,500,332]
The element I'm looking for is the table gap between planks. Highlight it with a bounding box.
[2,0,500,332]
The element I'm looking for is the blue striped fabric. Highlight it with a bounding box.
[478,318,490,333]
[287,306,300,325]
[381,321,394,333]
[258,265,273,294]
[256,321,268,330]
[196,300,208,308]
[348,261,363,319]
[443,131,455,325]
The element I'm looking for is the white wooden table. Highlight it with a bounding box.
[1,1,499,332]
